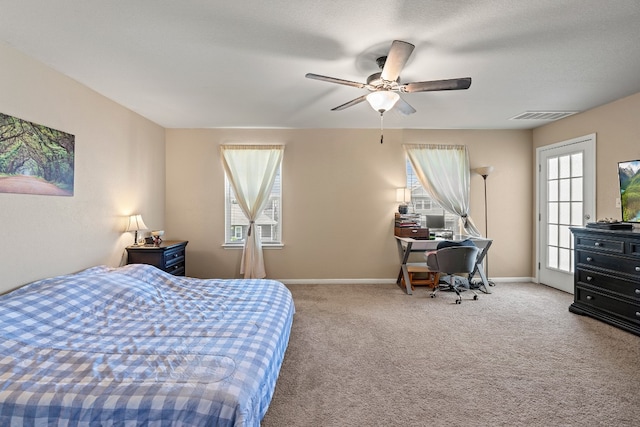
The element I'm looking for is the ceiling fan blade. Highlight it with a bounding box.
[381,40,415,82]
[403,77,472,93]
[395,97,416,115]
[331,94,368,111]
[305,73,366,89]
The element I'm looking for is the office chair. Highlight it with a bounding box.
[425,245,480,304]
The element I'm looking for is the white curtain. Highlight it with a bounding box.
[403,144,481,237]
[221,145,284,278]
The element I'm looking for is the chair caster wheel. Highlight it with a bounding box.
[430,294,436,298]
[456,300,461,304]
[473,295,478,300]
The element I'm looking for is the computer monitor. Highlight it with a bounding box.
[425,214,446,230]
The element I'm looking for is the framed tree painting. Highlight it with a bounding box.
[0,112,74,196]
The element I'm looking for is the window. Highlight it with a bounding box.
[406,158,457,230]
[545,152,582,273]
[224,165,282,245]
[233,226,243,240]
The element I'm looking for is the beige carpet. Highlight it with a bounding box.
[262,282,640,427]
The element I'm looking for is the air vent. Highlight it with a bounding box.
[510,111,578,121]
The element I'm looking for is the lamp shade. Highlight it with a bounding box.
[473,166,494,178]
[125,214,148,232]
[366,91,400,113]
[396,188,411,203]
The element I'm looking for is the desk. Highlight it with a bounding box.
[395,236,492,295]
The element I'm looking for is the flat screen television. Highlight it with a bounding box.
[618,159,640,222]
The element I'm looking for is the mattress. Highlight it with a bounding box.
[0,264,294,426]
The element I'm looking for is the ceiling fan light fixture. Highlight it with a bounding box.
[307,40,471,118]
[366,91,400,113]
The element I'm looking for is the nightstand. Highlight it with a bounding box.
[126,240,188,276]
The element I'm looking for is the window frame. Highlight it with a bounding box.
[405,158,458,230]
[223,164,283,248]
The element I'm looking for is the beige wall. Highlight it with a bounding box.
[166,127,533,281]
[19,31,638,286]
[533,92,640,221]
[0,42,166,293]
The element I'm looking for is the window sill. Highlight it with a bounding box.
[222,243,284,250]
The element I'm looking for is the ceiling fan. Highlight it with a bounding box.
[305,40,472,116]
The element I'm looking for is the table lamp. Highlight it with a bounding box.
[125,214,148,246]
[396,188,411,214]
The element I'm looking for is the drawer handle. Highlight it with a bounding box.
[594,242,601,247]
[586,276,593,281]
[637,312,640,318]
[586,295,593,300]
[636,266,640,272]
[635,289,640,295]
[586,257,593,262]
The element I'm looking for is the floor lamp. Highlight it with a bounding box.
[474,166,494,282]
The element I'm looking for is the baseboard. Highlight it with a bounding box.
[278,277,535,285]
[279,279,398,285]
[489,277,536,283]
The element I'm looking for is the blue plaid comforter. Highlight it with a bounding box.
[0,264,294,426]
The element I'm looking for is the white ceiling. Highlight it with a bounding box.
[1,0,639,130]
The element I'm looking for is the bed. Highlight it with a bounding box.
[0,264,295,426]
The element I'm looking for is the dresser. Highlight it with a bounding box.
[569,227,640,336]
[126,240,188,276]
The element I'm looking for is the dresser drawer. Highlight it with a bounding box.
[575,235,624,254]
[575,286,640,325]
[577,269,640,301]
[126,240,188,276]
[164,246,185,266]
[576,250,640,277]
[629,241,640,257]
[163,246,186,275]
[164,261,185,276]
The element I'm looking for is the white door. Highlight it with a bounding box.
[537,134,596,293]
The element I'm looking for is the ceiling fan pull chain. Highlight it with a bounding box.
[380,112,384,144]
